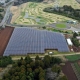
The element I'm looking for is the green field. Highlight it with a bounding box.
[65,55,80,61]
[56,23,66,28]
[11,0,80,25]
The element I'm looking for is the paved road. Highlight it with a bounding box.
[68,27,80,32]
[12,52,80,60]
[0,2,14,28]
[76,0,80,3]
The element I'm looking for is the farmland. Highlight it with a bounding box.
[65,54,80,61]
[0,27,14,56]
[10,0,80,25]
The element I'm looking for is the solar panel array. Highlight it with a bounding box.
[4,27,69,56]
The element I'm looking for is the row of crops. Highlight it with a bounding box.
[65,55,80,80]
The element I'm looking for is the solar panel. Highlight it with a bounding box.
[4,27,69,56]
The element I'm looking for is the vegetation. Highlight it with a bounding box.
[51,65,61,74]
[0,8,4,22]
[0,56,12,67]
[74,62,80,74]
[59,76,68,80]
[12,0,78,25]
[0,8,4,12]
[56,23,66,28]
[71,32,80,47]
[43,5,80,21]
[2,55,65,80]
[65,55,80,61]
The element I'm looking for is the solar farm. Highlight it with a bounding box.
[2,27,69,56]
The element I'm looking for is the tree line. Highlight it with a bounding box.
[43,5,80,21]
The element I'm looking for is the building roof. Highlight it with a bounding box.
[4,27,69,56]
[67,38,73,46]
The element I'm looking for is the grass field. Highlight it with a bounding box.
[65,55,80,61]
[56,23,66,28]
[10,0,80,25]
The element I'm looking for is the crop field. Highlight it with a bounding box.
[65,55,80,61]
[10,0,80,25]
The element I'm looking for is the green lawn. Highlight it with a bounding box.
[56,23,66,28]
[65,55,80,61]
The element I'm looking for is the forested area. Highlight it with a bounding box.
[2,55,67,80]
[43,5,80,21]
[0,56,12,67]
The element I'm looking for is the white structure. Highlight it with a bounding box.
[67,38,73,46]
[76,36,80,40]
[67,20,77,24]
[49,52,53,54]
[0,0,6,3]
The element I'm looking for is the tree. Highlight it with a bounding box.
[15,76,19,80]
[30,61,35,69]
[27,68,32,73]
[42,26,46,29]
[25,55,32,64]
[71,38,80,47]
[35,55,40,60]
[35,60,40,67]
[20,74,26,80]
[51,65,61,74]
[39,60,44,68]
[59,76,68,80]
[26,64,31,68]
[73,32,78,38]
[34,68,39,74]
[43,55,51,68]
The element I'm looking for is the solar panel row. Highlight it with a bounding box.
[4,27,69,56]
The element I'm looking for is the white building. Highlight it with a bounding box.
[67,38,73,46]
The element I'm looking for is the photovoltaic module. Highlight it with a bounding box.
[4,27,69,56]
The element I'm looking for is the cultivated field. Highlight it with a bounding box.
[10,0,80,25]
[62,62,77,80]
[0,27,14,56]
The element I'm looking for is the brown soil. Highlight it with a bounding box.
[72,46,80,52]
[62,62,77,80]
[0,27,14,56]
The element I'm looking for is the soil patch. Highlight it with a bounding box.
[62,62,77,80]
[0,27,14,56]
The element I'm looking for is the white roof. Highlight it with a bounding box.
[67,38,73,45]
